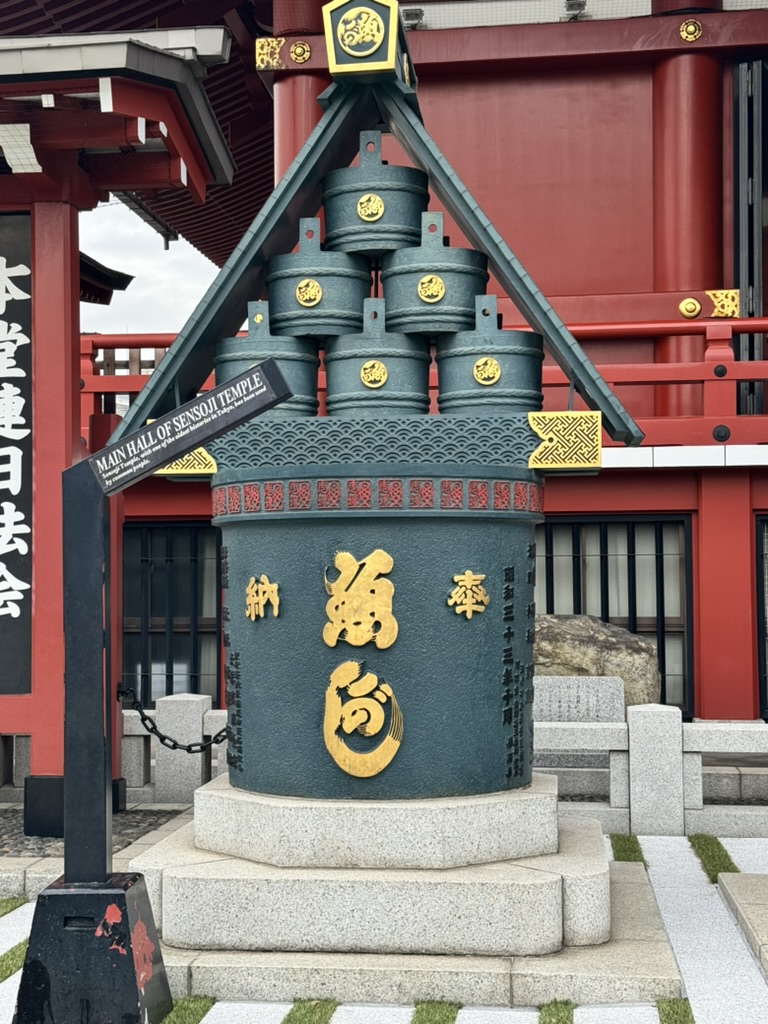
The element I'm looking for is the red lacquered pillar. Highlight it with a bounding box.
[273,0,328,182]
[694,470,757,719]
[653,52,723,416]
[29,200,80,778]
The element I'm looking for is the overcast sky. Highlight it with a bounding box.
[79,199,220,336]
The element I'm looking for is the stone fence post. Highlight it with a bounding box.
[627,703,684,835]
[154,693,212,804]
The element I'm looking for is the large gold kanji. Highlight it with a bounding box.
[323,660,403,777]
[323,548,398,648]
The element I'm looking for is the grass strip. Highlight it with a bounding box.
[688,834,740,884]
[412,1001,462,1024]
[539,999,575,1024]
[281,999,338,1024]
[657,997,696,1024]
[0,940,27,984]
[160,997,215,1024]
[0,898,25,918]
[610,834,647,865]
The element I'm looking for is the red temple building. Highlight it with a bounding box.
[1,0,768,819]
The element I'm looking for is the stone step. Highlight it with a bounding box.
[132,816,609,957]
[156,862,680,1007]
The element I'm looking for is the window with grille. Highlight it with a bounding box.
[122,523,221,708]
[534,516,693,717]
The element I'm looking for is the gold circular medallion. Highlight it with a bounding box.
[360,360,388,388]
[253,312,264,324]
[357,193,385,222]
[680,18,702,41]
[679,297,702,320]
[473,357,502,386]
[417,274,445,303]
[337,7,386,58]
[289,40,311,64]
[296,278,322,307]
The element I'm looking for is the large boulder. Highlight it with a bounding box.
[533,614,661,708]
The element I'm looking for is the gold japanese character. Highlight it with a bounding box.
[323,660,403,777]
[245,573,279,621]
[323,548,398,649]
[448,570,490,619]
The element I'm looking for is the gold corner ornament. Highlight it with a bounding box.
[324,660,403,777]
[680,18,702,42]
[296,278,323,307]
[706,289,740,318]
[448,571,490,619]
[528,411,602,471]
[289,40,311,64]
[255,37,286,70]
[417,274,445,304]
[357,192,385,222]
[360,359,388,388]
[155,447,217,477]
[473,357,502,386]
[323,548,398,649]
[679,297,702,320]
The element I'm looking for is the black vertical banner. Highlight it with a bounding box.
[0,214,32,693]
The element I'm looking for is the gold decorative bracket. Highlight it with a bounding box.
[155,447,217,477]
[706,290,740,318]
[528,411,602,471]
[255,37,287,70]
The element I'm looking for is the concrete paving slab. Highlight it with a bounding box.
[0,902,34,955]
[0,971,21,1024]
[718,872,768,976]
[0,860,38,899]
[456,1009,539,1023]
[330,1004,415,1024]
[642,835,768,1024]
[721,837,768,875]
[574,1006,660,1023]
[201,1000,293,1023]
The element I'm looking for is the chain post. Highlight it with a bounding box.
[117,687,228,753]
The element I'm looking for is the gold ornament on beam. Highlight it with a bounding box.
[706,289,740,318]
[255,37,286,70]
[528,411,602,471]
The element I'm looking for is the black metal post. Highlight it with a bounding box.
[63,459,111,883]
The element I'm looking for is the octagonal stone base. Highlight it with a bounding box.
[194,773,558,869]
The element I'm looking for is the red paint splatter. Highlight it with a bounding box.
[132,917,155,992]
[95,903,128,954]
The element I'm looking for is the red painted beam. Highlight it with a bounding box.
[106,78,213,204]
[84,152,188,192]
[271,11,768,77]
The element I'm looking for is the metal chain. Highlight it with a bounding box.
[117,687,228,753]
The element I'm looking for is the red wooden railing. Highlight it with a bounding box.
[80,319,768,449]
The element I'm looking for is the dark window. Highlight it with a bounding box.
[122,523,221,707]
[535,516,693,718]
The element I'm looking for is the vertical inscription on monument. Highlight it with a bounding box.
[0,215,32,694]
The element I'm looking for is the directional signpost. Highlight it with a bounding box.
[14,359,290,1024]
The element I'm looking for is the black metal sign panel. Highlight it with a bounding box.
[88,358,290,496]
[0,214,32,695]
